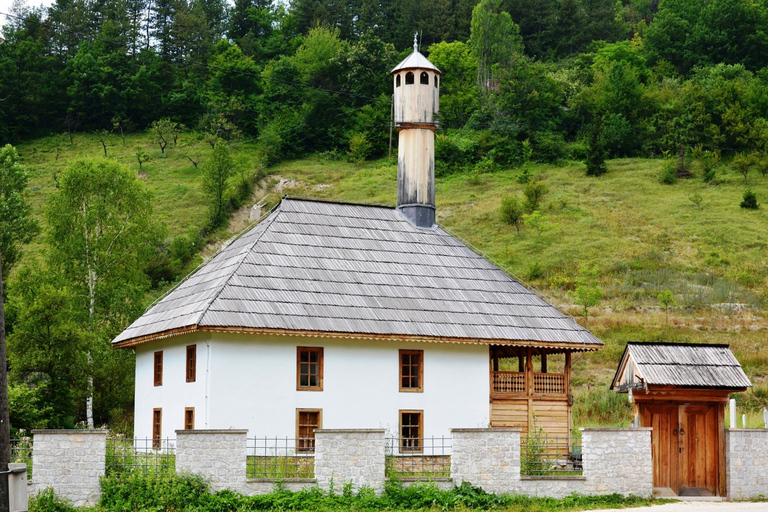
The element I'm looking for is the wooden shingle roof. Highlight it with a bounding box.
[113,198,603,349]
[611,342,752,391]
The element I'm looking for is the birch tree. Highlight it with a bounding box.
[46,158,156,427]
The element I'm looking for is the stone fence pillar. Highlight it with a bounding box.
[30,429,108,507]
[582,428,652,497]
[450,428,520,494]
[726,428,768,499]
[314,429,386,494]
[176,430,247,492]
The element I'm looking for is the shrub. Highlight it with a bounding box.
[29,489,78,512]
[434,133,479,176]
[500,196,524,234]
[523,180,549,213]
[658,160,677,184]
[741,189,759,209]
[347,132,372,166]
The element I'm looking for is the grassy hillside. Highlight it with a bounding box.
[12,131,768,428]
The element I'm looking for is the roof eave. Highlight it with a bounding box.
[113,325,605,352]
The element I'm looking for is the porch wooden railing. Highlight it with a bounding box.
[492,371,526,393]
[492,372,567,395]
[533,373,566,394]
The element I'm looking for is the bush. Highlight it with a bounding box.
[347,132,372,166]
[500,196,524,234]
[741,189,760,209]
[658,160,677,184]
[434,133,479,176]
[523,180,549,213]
[29,489,78,512]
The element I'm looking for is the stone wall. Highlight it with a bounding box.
[29,429,108,507]
[581,428,652,497]
[176,430,247,492]
[314,429,386,494]
[450,428,520,495]
[726,428,768,499]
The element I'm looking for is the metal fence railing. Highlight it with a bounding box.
[10,438,33,476]
[385,437,451,478]
[105,437,176,477]
[521,432,582,476]
[246,437,315,479]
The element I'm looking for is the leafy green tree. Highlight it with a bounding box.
[500,195,525,234]
[470,0,524,92]
[0,145,40,284]
[571,267,602,326]
[46,158,157,427]
[731,153,753,184]
[428,41,478,128]
[585,118,608,176]
[522,180,549,213]
[150,118,180,156]
[203,141,236,226]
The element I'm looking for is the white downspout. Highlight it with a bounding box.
[205,340,211,428]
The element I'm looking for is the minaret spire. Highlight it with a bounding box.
[391,45,441,228]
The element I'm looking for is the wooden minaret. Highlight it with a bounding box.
[391,36,440,228]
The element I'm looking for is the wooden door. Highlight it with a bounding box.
[679,405,719,495]
[643,405,679,494]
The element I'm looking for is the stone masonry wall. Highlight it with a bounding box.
[30,429,108,507]
[581,428,652,497]
[726,429,768,499]
[176,430,248,492]
[450,428,521,495]
[314,429,386,494]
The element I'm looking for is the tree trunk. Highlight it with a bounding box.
[0,252,11,512]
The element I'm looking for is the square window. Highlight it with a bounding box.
[153,351,163,387]
[296,409,322,453]
[400,410,423,453]
[399,350,423,392]
[297,347,323,391]
[186,345,197,383]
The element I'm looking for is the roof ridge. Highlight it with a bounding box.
[195,204,284,326]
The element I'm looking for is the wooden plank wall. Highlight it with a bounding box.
[490,399,570,437]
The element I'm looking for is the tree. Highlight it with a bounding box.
[0,144,38,512]
[731,153,753,184]
[150,118,179,156]
[657,289,675,335]
[46,158,157,427]
[522,180,549,213]
[500,195,524,234]
[203,140,236,226]
[470,0,524,92]
[135,147,152,170]
[585,118,608,176]
[571,267,602,326]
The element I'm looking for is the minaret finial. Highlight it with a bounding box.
[413,33,418,52]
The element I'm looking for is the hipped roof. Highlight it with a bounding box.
[113,198,603,349]
[391,50,440,74]
[611,342,752,390]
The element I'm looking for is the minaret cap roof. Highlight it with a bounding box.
[391,50,441,74]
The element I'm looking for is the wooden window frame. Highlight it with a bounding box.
[184,407,195,430]
[296,408,322,453]
[399,410,423,453]
[153,351,163,387]
[152,408,162,449]
[399,349,423,392]
[296,347,324,391]
[186,345,197,383]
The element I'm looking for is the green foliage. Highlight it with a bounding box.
[347,132,372,167]
[134,146,151,170]
[522,180,549,213]
[0,144,40,282]
[470,0,524,89]
[521,210,554,238]
[584,120,608,177]
[435,133,479,176]
[741,189,760,209]
[688,191,704,209]
[732,153,754,184]
[150,119,181,156]
[571,267,602,325]
[29,488,79,512]
[658,160,677,184]
[427,42,478,129]
[203,141,236,227]
[499,195,524,234]
[8,383,50,436]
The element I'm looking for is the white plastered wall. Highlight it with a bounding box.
[134,332,490,439]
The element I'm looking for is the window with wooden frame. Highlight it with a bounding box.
[296,409,322,452]
[186,345,197,382]
[399,350,423,392]
[152,408,162,449]
[184,407,195,430]
[297,347,323,391]
[399,410,423,453]
[153,351,163,386]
